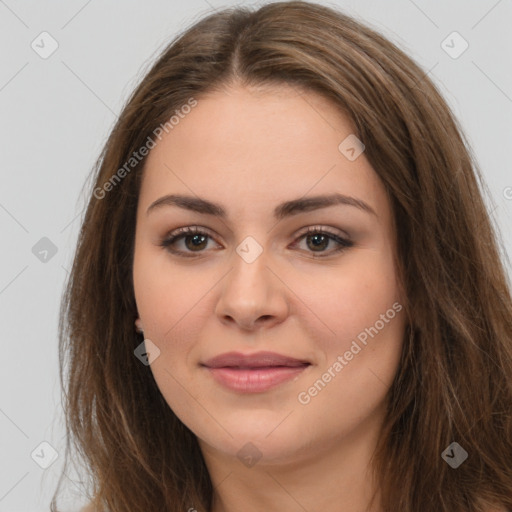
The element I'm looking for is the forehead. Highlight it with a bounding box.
[138,84,387,221]
[153,83,355,157]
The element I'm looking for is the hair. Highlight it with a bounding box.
[50,1,512,511]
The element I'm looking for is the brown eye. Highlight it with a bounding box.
[159,225,353,258]
[183,234,208,251]
[160,226,218,257]
[305,233,330,251]
[293,227,353,257]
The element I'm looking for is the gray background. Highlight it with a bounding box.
[0,0,511,510]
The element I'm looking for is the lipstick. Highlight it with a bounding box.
[201,351,311,393]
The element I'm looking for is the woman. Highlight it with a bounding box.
[51,1,512,511]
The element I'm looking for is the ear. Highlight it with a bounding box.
[135,317,144,333]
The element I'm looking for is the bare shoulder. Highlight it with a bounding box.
[80,503,97,512]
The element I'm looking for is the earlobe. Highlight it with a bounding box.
[135,317,144,333]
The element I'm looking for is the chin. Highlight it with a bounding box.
[195,412,311,465]
[201,432,307,468]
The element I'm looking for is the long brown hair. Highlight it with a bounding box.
[51,2,512,511]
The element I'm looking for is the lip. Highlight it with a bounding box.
[201,351,311,393]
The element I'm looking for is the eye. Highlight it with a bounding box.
[159,225,353,258]
[291,226,353,257]
[159,226,220,257]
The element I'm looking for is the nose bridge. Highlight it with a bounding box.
[227,238,271,299]
[215,236,288,328]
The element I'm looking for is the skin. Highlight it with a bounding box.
[132,83,406,512]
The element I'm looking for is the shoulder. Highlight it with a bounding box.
[80,503,97,512]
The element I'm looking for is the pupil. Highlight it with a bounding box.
[308,234,327,251]
[187,235,207,250]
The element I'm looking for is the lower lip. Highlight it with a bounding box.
[204,365,310,393]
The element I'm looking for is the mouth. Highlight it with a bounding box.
[201,351,311,393]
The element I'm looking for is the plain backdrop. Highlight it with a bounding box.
[0,0,511,510]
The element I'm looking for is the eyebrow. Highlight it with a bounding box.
[146,193,377,219]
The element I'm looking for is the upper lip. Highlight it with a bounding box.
[201,351,311,369]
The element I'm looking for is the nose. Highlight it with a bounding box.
[214,246,289,331]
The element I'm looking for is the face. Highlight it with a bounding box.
[132,84,405,467]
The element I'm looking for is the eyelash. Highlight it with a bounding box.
[159,225,353,258]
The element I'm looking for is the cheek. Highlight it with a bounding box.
[294,256,404,427]
[133,254,206,412]
[293,247,401,352]
[133,245,196,326]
